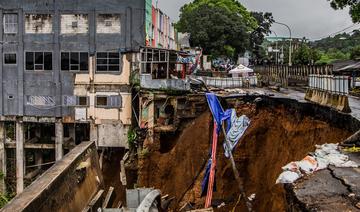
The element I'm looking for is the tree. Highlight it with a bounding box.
[328,0,360,22]
[293,42,321,65]
[177,0,257,58]
[350,45,360,60]
[250,12,274,62]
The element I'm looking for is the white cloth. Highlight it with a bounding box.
[224,109,250,158]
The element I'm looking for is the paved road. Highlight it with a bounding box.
[256,87,360,121]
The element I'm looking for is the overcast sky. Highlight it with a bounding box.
[157,0,359,40]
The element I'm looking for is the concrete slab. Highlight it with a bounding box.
[293,169,357,211]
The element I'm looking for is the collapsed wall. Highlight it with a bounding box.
[137,96,359,211]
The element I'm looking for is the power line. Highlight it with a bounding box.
[312,23,359,40]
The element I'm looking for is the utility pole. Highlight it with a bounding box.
[274,22,292,66]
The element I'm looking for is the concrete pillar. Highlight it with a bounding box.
[34,151,43,170]
[0,122,6,193]
[16,120,24,194]
[55,120,63,161]
[69,124,76,144]
[90,123,98,146]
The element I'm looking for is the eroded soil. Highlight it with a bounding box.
[137,103,351,211]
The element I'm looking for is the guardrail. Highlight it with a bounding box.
[195,76,257,89]
[308,75,349,95]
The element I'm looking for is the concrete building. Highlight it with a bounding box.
[0,0,177,195]
[145,0,177,50]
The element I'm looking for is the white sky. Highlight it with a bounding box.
[157,0,359,40]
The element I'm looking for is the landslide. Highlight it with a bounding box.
[137,102,351,211]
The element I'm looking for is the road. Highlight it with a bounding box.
[255,87,360,121]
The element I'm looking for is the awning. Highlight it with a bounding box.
[228,64,253,74]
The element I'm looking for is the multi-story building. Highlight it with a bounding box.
[145,0,177,50]
[0,0,177,195]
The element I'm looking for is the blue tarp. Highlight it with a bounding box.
[202,93,232,195]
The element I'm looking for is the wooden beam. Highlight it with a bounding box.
[5,142,75,150]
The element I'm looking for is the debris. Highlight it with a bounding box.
[217,202,226,208]
[276,143,358,184]
[276,171,302,184]
[356,202,360,209]
[248,193,256,201]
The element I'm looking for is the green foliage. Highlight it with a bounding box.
[350,45,360,60]
[177,0,257,58]
[0,194,9,208]
[311,30,360,54]
[250,12,274,60]
[127,128,137,148]
[293,42,321,65]
[328,0,360,23]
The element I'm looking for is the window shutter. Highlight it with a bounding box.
[63,95,76,106]
[108,95,122,108]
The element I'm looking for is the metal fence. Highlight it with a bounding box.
[256,65,333,87]
[308,75,349,95]
[195,76,257,88]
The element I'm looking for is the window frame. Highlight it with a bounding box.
[3,13,18,34]
[95,96,109,108]
[63,95,89,107]
[95,95,122,108]
[61,51,89,72]
[95,52,121,73]
[3,53,17,65]
[77,96,89,107]
[25,51,53,71]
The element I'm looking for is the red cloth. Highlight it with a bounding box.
[205,121,218,208]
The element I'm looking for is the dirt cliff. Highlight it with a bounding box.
[138,102,351,211]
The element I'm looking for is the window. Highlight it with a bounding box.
[25,14,53,34]
[4,14,18,34]
[96,52,120,72]
[26,96,55,106]
[4,53,16,64]
[78,96,88,106]
[71,21,78,28]
[96,95,122,108]
[61,52,88,71]
[96,96,108,107]
[26,52,52,71]
[96,14,121,33]
[63,96,89,106]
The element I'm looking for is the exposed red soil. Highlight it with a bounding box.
[137,104,351,211]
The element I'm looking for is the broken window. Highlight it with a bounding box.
[3,14,18,34]
[61,52,88,71]
[60,14,89,34]
[26,96,55,106]
[25,14,53,34]
[26,52,52,71]
[95,95,122,108]
[96,52,120,72]
[4,53,16,64]
[96,14,121,33]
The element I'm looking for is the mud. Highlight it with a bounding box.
[137,99,352,211]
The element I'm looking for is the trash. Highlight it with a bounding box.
[298,156,318,174]
[276,171,302,184]
[248,193,256,201]
[276,143,358,184]
[217,202,226,208]
[282,162,299,172]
